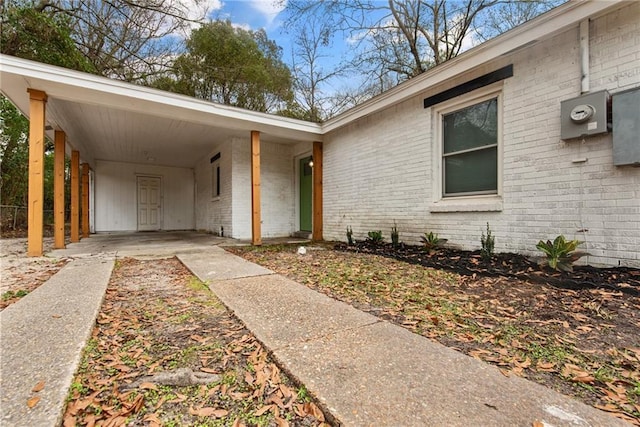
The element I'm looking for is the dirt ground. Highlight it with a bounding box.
[0,237,69,309]
[63,257,331,427]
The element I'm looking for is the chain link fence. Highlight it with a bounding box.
[0,205,60,230]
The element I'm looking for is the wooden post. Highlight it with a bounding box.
[251,131,262,245]
[312,141,323,241]
[26,89,47,257]
[70,150,80,242]
[54,130,66,249]
[82,163,90,238]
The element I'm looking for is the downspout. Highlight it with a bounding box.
[580,19,589,94]
[577,18,590,262]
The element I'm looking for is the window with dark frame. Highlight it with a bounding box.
[442,97,498,196]
[210,153,221,198]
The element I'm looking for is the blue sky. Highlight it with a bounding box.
[206,0,295,58]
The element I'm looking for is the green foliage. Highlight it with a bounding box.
[536,235,588,272]
[0,97,30,208]
[0,5,95,73]
[2,289,29,300]
[366,230,384,244]
[151,20,294,113]
[1,4,93,217]
[346,226,354,245]
[391,222,399,247]
[421,232,447,254]
[480,222,495,261]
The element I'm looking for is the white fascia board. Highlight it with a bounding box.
[321,0,626,134]
[0,54,323,140]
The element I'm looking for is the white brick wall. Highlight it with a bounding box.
[194,140,233,236]
[323,3,640,267]
[195,136,299,240]
[231,137,296,239]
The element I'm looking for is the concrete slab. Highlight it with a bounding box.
[0,256,114,427]
[178,249,274,282]
[199,274,380,350]
[49,231,232,259]
[273,321,627,427]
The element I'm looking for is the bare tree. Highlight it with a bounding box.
[30,0,213,81]
[283,0,560,104]
[287,19,352,122]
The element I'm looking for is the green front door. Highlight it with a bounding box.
[299,156,313,232]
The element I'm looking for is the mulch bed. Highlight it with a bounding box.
[337,241,640,296]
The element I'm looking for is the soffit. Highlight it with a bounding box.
[0,55,322,168]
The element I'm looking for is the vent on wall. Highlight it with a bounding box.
[612,87,640,166]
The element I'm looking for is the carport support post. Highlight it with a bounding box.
[312,141,323,241]
[53,130,66,249]
[70,150,80,242]
[251,130,262,245]
[26,89,47,257]
[82,163,90,238]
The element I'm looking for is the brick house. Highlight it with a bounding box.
[1,0,638,266]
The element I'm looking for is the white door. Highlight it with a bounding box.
[137,177,161,231]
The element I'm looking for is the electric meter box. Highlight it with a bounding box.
[612,87,640,166]
[560,90,611,140]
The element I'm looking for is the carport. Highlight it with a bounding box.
[0,54,324,256]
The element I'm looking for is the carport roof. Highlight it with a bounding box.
[0,0,624,169]
[1,54,322,168]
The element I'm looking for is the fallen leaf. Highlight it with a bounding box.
[254,405,273,416]
[189,407,228,418]
[27,396,40,408]
[144,413,162,427]
[139,382,158,390]
[571,375,595,383]
[32,381,45,392]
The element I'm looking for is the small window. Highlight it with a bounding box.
[442,97,498,196]
[211,153,221,199]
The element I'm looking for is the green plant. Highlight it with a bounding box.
[480,222,495,261]
[391,222,399,247]
[536,235,588,272]
[346,226,354,245]
[2,289,28,300]
[420,232,447,254]
[366,230,384,244]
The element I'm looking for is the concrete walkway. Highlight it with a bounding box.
[0,233,630,426]
[180,248,631,427]
[0,256,114,427]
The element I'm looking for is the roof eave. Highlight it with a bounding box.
[0,54,323,141]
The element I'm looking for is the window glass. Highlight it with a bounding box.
[444,147,497,194]
[442,96,498,196]
[443,98,497,154]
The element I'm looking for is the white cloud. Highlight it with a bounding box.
[249,0,286,25]
[183,0,224,22]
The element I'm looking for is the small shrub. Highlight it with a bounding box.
[391,222,399,247]
[346,226,354,245]
[421,231,447,254]
[536,235,588,272]
[367,230,384,244]
[480,222,495,261]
